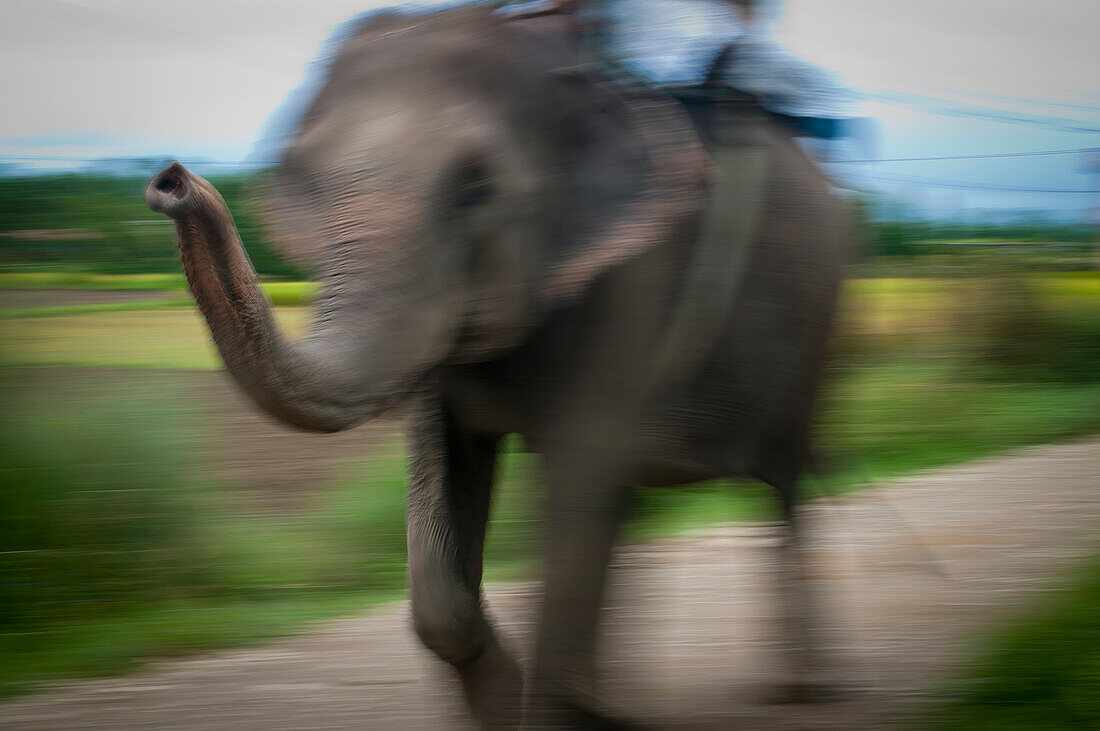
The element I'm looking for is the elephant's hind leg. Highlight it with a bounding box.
[407,393,523,729]
[757,455,832,703]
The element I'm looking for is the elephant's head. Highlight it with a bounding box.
[146,7,706,432]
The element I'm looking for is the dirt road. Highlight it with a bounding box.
[2,438,1099,729]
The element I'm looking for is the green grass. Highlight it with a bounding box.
[923,551,1100,730]
[818,362,1100,482]
[0,594,384,697]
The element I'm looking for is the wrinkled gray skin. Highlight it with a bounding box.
[145,8,845,729]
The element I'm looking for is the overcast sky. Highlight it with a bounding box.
[1,0,1097,215]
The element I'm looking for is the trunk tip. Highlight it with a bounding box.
[146,162,198,218]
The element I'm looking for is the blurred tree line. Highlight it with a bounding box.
[846,197,1096,261]
[0,174,1095,277]
[0,174,301,277]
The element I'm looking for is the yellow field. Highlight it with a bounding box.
[1,308,312,370]
[2,273,1096,370]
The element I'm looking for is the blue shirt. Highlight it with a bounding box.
[578,0,746,87]
[573,0,855,118]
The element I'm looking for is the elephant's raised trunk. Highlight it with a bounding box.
[146,162,391,433]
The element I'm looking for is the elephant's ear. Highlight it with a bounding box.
[537,76,712,306]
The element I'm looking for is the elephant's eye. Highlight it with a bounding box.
[451,158,494,209]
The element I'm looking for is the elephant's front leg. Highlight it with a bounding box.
[524,454,632,730]
[407,394,523,729]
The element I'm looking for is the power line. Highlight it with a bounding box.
[945,90,1100,115]
[864,88,1100,134]
[863,171,1099,194]
[832,148,1096,164]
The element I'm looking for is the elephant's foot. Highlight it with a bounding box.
[519,699,632,731]
[458,640,525,730]
[766,645,842,705]
[521,674,632,731]
[765,678,844,705]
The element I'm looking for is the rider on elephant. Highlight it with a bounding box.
[501,0,863,141]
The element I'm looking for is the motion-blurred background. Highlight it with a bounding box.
[1,1,1098,727]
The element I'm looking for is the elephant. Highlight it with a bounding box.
[145,6,846,728]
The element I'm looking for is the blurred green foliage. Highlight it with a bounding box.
[0,376,543,697]
[0,174,301,277]
[863,220,1095,260]
[927,552,1100,729]
[0,394,216,629]
[846,195,1095,262]
[957,275,1100,384]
